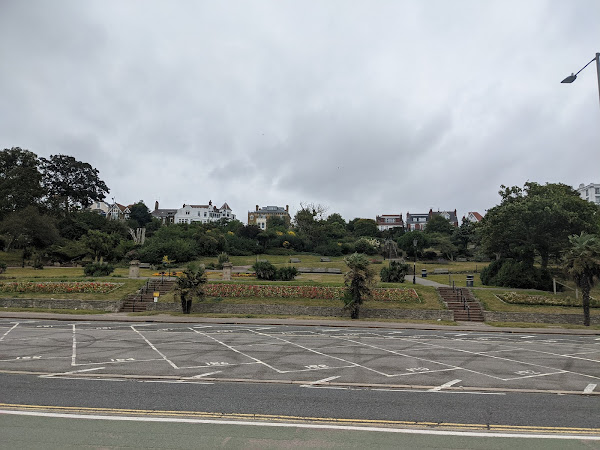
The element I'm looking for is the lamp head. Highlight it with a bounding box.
[561,73,577,83]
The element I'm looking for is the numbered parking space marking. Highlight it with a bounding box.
[0,323,19,341]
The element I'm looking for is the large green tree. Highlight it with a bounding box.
[0,147,44,219]
[128,201,153,228]
[425,215,454,235]
[40,154,109,213]
[563,232,600,327]
[481,182,598,269]
[0,206,59,251]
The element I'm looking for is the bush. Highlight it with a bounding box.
[380,261,409,283]
[84,262,115,277]
[277,266,298,281]
[480,258,553,291]
[216,252,229,269]
[252,261,277,280]
[0,262,7,274]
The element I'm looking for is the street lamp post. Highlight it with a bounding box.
[561,52,600,108]
[413,239,417,285]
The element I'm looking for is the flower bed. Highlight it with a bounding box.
[498,292,599,307]
[204,284,419,302]
[0,281,123,294]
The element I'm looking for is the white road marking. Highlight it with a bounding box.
[131,326,178,369]
[191,371,222,378]
[1,410,599,440]
[520,336,535,339]
[0,323,19,341]
[307,375,340,385]
[247,329,369,375]
[42,366,106,378]
[190,328,283,373]
[429,379,461,391]
[373,388,505,395]
[583,384,597,394]
[71,324,77,366]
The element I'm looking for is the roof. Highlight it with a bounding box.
[468,211,483,221]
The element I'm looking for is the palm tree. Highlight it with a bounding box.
[176,263,207,314]
[563,232,600,326]
[343,253,375,319]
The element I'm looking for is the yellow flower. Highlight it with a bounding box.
[287,231,296,236]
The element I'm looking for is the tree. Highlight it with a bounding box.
[343,253,375,319]
[128,201,153,228]
[0,147,44,219]
[176,263,207,314]
[40,154,109,213]
[563,232,600,326]
[0,206,59,251]
[81,230,120,262]
[481,182,598,269]
[397,231,429,258]
[352,219,379,237]
[425,215,454,235]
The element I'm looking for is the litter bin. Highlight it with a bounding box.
[466,275,474,287]
[421,269,427,278]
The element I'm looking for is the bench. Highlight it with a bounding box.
[320,257,331,262]
[289,258,301,263]
[433,268,449,274]
[139,263,152,269]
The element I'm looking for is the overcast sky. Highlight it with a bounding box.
[1,0,599,223]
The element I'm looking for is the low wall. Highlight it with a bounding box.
[0,298,121,312]
[146,302,453,321]
[483,311,598,325]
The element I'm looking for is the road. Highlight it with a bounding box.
[1,318,599,447]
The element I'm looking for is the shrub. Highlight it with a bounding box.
[380,261,409,283]
[216,252,230,269]
[480,258,553,291]
[84,262,115,277]
[277,266,298,281]
[0,262,7,274]
[252,261,277,280]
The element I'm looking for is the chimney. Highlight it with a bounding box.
[154,201,159,211]
[285,205,289,212]
[256,205,259,211]
[209,200,212,206]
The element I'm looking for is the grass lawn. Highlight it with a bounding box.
[472,288,600,316]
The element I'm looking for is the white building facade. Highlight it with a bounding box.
[174,201,235,224]
[577,183,600,206]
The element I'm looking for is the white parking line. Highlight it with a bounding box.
[429,379,462,391]
[42,366,106,377]
[0,323,19,341]
[583,384,597,394]
[307,375,341,385]
[192,371,222,378]
[131,326,178,369]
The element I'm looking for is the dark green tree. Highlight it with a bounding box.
[177,263,207,314]
[352,219,379,237]
[128,201,153,228]
[397,231,429,258]
[0,206,59,251]
[0,147,44,219]
[425,215,454,235]
[40,154,109,213]
[563,232,600,327]
[481,182,598,269]
[343,253,375,319]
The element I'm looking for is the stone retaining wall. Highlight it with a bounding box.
[0,298,122,312]
[146,302,453,320]
[483,311,598,325]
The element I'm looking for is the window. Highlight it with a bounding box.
[204,212,207,217]
[596,188,600,194]
[185,211,190,215]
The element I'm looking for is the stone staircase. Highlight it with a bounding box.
[437,287,485,322]
[120,279,177,313]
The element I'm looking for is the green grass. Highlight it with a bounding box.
[472,288,600,315]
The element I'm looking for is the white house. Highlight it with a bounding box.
[577,183,600,206]
[89,201,111,217]
[174,201,235,224]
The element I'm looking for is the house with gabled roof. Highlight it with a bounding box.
[151,201,177,224]
[173,200,235,225]
[376,214,404,231]
[429,209,459,227]
[463,211,484,223]
[107,203,132,221]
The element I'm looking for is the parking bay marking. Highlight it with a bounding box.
[583,384,597,394]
